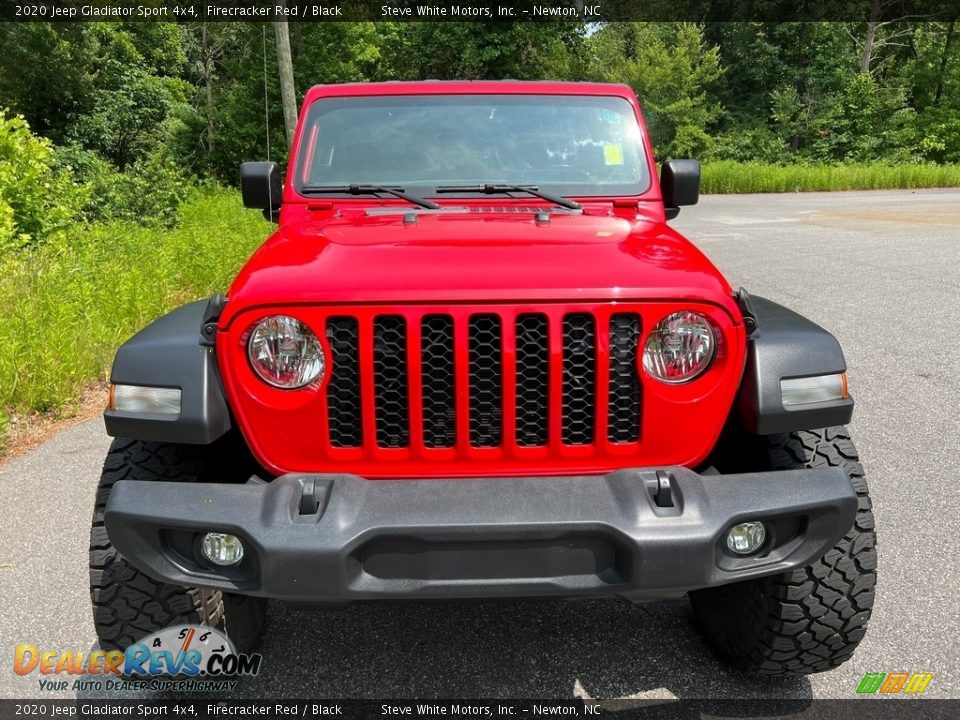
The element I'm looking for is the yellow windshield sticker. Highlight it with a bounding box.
[603,143,624,166]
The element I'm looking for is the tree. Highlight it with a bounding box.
[383,22,586,80]
[69,70,189,171]
[0,22,188,168]
[806,72,917,161]
[0,23,94,141]
[186,22,243,154]
[180,22,382,179]
[893,21,960,161]
[587,23,722,159]
[854,0,917,74]
[934,19,956,105]
[274,16,298,149]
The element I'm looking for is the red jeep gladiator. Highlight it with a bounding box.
[94,81,875,675]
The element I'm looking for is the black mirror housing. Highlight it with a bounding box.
[240,162,282,219]
[660,159,700,210]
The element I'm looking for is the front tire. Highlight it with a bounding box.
[89,438,266,653]
[690,427,877,675]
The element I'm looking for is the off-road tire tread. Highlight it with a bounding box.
[690,426,876,675]
[89,438,264,653]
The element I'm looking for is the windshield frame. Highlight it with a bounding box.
[291,93,653,201]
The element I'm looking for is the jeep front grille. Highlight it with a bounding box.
[323,306,642,453]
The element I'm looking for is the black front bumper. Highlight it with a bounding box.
[104,466,857,603]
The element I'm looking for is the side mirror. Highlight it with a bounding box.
[660,159,700,219]
[240,161,282,221]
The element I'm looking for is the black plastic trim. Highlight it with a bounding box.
[199,293,226,347]
[737,294,854,435]
[104,299,231,445]
[735,287,759,337]
[104,464,857,603]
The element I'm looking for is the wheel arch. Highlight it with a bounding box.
[735,291,854,435]
[104,298,231,445]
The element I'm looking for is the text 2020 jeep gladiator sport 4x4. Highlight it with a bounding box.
[93,81,876,675]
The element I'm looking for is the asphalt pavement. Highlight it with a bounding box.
[2,189,959,701]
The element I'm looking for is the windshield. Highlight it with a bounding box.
[294,94,651,198]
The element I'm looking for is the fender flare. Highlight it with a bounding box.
[103,299,230,444]
[737,293,854,435]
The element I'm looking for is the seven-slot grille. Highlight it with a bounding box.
[324,308,642,451]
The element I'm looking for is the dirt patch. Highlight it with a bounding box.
[0,383,108,467]
[807,206,960,227]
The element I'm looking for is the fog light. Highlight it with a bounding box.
[726,522,766,555]
[200,533,244,567]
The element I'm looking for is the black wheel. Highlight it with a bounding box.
[690,426,877,675]
[89,438,266,654]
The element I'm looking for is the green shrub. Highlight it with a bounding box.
[0,114,190,256]
[705,126,791,164]
[805,74,919,163]
[52,144,111,223]
[0,111,80,251]
[104,147,192,228]
[916,106,960,164]
[54,144,190,229]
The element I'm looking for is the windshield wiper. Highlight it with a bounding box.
[301,184,440,210]
[435,184,581,210]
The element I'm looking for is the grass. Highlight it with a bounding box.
[702,161,960,194]
[0,189,269,449]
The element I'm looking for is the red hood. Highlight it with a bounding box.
[221,207,738,327]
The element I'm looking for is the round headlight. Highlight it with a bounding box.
[643,311,716,384]
[247,315,324,389]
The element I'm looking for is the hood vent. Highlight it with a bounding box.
[468,206,545,214]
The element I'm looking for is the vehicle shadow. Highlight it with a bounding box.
[234,598,812,702]
[76,598,812,707]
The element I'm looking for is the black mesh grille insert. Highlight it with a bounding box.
[607,313,642,443]
[325,317,362,448]
[329,308,638,453]
[468,314,502,447]
[562,313,596,445]
[373,316,409,448]
[421,315,456,448]
[515,314,549,447]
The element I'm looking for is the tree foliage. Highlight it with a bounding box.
[587,23,723,158]
[0,112,79,252]
[384,22,586,80]
[1,18,960,248]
